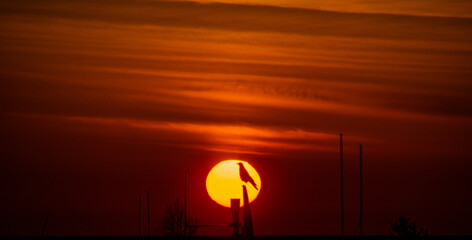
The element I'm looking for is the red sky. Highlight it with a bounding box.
[1,0,472,236]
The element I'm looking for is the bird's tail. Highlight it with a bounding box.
[250,182,259,190]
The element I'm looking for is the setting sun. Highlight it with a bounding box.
[206,160,261,208]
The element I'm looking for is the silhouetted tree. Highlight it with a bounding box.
[161,200,197,237]
[389,216,427,236]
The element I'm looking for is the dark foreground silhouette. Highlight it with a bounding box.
[237,162,259,190]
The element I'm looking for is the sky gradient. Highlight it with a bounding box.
[1,0,472,236]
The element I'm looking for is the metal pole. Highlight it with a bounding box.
[138,194,141,237]
[242,185,254,238]
[340,133,344,236]
[184,171,187,237]
[147,192,150,236]
[231,198,240,237]
[360,144,363,236]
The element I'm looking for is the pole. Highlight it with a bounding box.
[360,144,363,236]
[147,192,150,236]
[340,133,344,236]
[184,171,187,237]
[138,194,141,237]
[41,213,49,237]
[231,198,240,237]
[242,185,254,238]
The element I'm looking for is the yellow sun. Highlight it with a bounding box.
[206,160,261,208]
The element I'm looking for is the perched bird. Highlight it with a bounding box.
[237,162,259,190]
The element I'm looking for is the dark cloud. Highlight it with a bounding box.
[1,0,471,41]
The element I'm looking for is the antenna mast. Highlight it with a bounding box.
[340,133,344,236]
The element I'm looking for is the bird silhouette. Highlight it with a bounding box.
[237,162,259,190]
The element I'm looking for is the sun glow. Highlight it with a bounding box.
[206,160,261,208]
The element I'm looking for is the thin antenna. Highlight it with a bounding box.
[41,213,49,237]
[360,144,363,236]
[138,194,141,237]
[340,133,344,236]
[147,192,150,236]
[184,171,187,237]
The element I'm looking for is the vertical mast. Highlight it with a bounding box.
[138,195,141,237]
[360,144,363,236]
[340,133,344,236]
[41,213,49,237]
[184,171,187,236]
[242,185,254,238]
[147,192,150,236]
[231,198,240,237]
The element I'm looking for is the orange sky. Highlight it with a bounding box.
[1,0,472,236]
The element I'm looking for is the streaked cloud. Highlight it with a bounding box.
[2,0,471,158]
[1,0,472,236]
[1,0,471,41]
[6,113,350,155]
